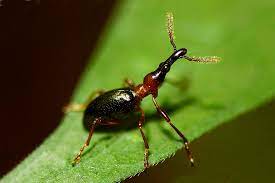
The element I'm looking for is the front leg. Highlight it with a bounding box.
[152,97,194,166]
[123,78,135,89]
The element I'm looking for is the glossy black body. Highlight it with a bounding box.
[83,88,139,129]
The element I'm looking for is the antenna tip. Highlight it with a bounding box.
[166,12,177,50]
[202,56,222,63]
[184,55,222,63]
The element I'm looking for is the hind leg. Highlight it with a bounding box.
[63,89,105,113]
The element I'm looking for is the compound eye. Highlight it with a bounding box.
[162,64,170,72]
[158,62,170,72]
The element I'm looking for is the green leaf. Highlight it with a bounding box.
[2,0,275,182]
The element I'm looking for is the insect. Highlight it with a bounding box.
[64,12,221,169]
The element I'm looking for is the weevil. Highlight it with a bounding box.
[64,12,221,169]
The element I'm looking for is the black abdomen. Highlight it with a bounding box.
[83,88,139,129]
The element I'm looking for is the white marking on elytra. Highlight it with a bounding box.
[114,91,131,101]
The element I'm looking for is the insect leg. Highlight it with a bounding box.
[72,118,100,166]
[137,107,150,169]
[152,97,194,166]
[62,103,87,113]
[63,89,105,113]
[123,78,136,89]
[165,76,190,92]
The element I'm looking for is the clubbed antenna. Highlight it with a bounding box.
[166,12,177,51]
[184,55,222,63]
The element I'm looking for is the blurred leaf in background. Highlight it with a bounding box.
[2,0,275,182]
